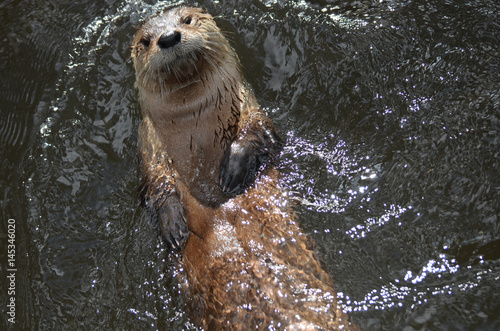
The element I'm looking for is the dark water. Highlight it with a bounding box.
[1,0,499,329]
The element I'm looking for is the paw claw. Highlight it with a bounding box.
[157,192,188,250]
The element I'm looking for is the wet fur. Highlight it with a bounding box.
[132,6,358,330]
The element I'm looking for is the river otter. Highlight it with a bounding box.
[132,6,358,330]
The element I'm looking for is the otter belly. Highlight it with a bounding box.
[179,170,357,330]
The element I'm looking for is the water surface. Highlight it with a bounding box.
[1,0,499,329]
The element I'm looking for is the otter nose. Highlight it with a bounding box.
[157,30,181,49]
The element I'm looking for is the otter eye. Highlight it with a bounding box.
[140,37,150,48]
[182,16,192,25]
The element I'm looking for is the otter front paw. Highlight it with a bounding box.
[157,193,189,249]
[220,140,258,195]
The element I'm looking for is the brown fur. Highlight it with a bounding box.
[132,7,359,330]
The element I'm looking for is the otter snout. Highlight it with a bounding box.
[158,30,181,49]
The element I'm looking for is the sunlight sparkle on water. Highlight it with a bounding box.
[346,204,409,239]
[338,254,477,313]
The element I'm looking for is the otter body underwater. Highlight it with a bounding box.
[131,6,358,330]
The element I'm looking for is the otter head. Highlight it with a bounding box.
[131,7,239,96]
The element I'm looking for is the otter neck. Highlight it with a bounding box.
[139,64,242,207]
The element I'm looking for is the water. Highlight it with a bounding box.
[1,0,499,329]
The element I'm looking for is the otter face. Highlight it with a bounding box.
[132,7,232,93]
